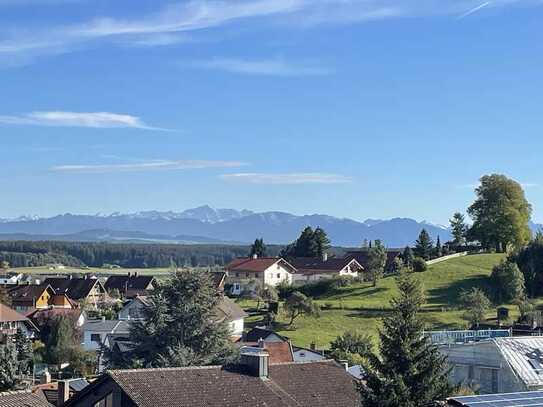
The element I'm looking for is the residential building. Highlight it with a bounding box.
[239,340,294,364]
[104,274,156,298]
[28,308,86,331]
[0,302,39,339]
[32,378,90,406]
[81,319,130,351]
[0,272,24,285]
[63,350,360,407]
[42,277,108,307]
[345,249,403,274]
[0,390,52,407]
[440,336,543,394]
[289,255,362,284]
[225,256,296,295]
[7,284,57,313]
[292,345,326,363]
[117,296,151,321]
[244,327,289,343]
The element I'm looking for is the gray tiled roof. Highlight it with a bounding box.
[82,319,130,333]
[0,390,52,407]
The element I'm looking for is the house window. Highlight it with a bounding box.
[90,333,101,343]
[246,273,249,278]
[277,273,281,278]
[235,273,239,277]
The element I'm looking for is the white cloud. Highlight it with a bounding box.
[457,1,491,19]
[221,172,352,184]
[0,0,534,62]
[189,57,331,76]
[53,160,247,173]
[0,111,166,130]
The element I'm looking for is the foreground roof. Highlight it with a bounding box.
[494,336,543,388]
[448,391,543,406]
[82,319,130,333]
[66,360,360,407]
[0,390,52,407]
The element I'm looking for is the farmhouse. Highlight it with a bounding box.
[225,256,296,295]
[345,249,402,274]
[440,336,543,394]
[63,350,360,407]
[289,254,362,284]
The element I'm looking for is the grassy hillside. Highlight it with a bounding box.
[253,254,506,348]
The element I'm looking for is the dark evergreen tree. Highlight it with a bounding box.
[449,213,467,247]
[434,236,442,258]
[249,238,267,257]
[127,268,237,368]
[0,344,18,391]
[13,328,33,376]
[313,227,331,257]
[360,274,455,406]
[402,246,414,268]
[367,240,387,287]
[414,229,434,260]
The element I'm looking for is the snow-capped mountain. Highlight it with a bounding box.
[0,206,453,247]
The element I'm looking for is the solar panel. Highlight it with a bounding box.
[451,391,543,406]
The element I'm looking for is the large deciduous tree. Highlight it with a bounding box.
[129,268,237,368]
[490,260,525,303]
[360,274,454,406]
[284,291,320,326]
[367,240,387,286]
[467,174,532,252]
[459,287,491,328]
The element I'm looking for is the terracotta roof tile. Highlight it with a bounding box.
[0,390,52,407]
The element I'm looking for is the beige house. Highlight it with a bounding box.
[224,256,296,295]
[289,255,363,285]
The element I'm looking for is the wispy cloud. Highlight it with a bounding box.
[457,1,491,19]
[0,111,166,130]
[221,172,352,184]
[0,0,535,63]
[189,57,331,76]
[53,160,247,173]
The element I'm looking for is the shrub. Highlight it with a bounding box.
[490,260,525,303]
[412,257,427,272]
[277,281,295,300]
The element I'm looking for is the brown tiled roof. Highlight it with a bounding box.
[104,275,155,292]
[42,278,104,301]
[289,257,362,274]
[240,343,294,364]
[27,308,83,329]
[215,296,248,323]
[225,257,296,273]
[0,390,52,407]
[0,302,30,323]
[7,284,53,306]
[66,360,359,407]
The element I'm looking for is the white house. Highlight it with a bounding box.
[290,255,363,285]
[118,296,150,321]
[0,273,23,285]
[0,303,38,339]
[224,256,297,295]
[440,336,543,394]
[81,319,130,351]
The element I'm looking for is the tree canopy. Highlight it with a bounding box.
[360,274,454,406]
[249,238,267,257]
[490,260,525,303]
[367,240,387,286]
[281,226,331,258]
[127,268,237,368]
[467,174,532,252]
[459,287,491,327]
[449,213,468,246]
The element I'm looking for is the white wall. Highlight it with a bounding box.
[229,318,245,337]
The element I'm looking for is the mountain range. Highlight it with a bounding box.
[0,205,456,247]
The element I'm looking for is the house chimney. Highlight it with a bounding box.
[240,348,269,379]
[58,380,70,406]
[40,369,51,384]
[322,252,328,262]
[342,362,349,371]
[252,253,258,260]
[258,338,265,349]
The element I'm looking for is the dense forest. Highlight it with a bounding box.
[0,241,286,268]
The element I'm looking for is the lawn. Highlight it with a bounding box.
[245,253,507,348]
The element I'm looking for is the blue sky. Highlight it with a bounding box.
[1,0,543,224]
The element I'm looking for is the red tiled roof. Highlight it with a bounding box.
[226,257,283,273]
[0,390,52,407]
[0,302,29,323]
[240,342,294,364]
